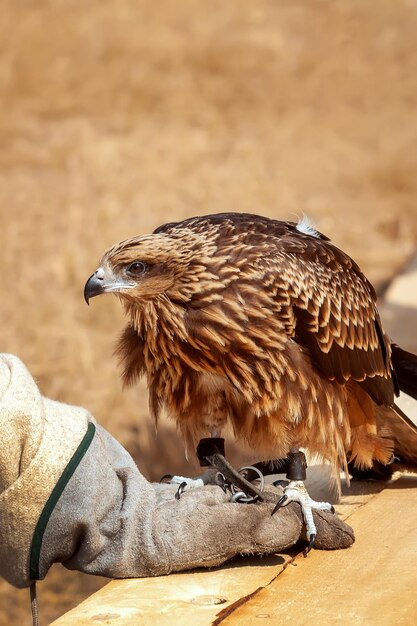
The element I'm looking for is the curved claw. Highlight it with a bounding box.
[304,533,316,556]
[272,479,288,488]
[175,481,187,500]
[271,494,288,515]
[159,473,174,484]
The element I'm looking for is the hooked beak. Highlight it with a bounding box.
[84,270,105,304]
[84,267,135,305]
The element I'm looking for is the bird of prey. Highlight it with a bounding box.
[84,213,417,546]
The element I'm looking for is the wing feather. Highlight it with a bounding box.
[274,234,396,405]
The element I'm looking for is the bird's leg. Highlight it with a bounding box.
[271,450,334,552]
[160,438,230,498]
[160,437,264,501]
[196,438,266,501]
[196,438,264,501]
[160,433,227,494]
[160,467,230,499]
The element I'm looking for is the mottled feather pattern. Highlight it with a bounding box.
[100,213,403,486]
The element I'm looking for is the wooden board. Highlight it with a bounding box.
[50,554,293,625]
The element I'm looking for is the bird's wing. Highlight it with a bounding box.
[253,226,397,406]
[155,213,397,405]
[276,235,395,404]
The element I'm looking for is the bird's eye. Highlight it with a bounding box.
[126,261,147,275]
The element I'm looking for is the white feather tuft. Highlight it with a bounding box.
[296,215,320,238]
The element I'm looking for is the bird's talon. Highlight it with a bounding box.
[272,479,289,488]
[175,481,187,500]
[271,480,332,548]
[271,494,288,515]
[159,473,174,484]
[304,533,316,556]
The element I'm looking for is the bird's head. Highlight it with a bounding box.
[84,229,218,307]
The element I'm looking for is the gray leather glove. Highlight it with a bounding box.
[0,353,353,589]
[37,427,353,584]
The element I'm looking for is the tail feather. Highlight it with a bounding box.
[378,405,417,474]
[350,404,417,481]
[348,342,417,481]
[391,343,417,400]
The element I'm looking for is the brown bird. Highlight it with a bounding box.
[84,213,417,545]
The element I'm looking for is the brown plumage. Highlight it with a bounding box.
[85,213,417,489]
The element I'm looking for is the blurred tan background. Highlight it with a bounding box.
[1,0,417,623]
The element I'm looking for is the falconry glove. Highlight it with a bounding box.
[0,353,354,592]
